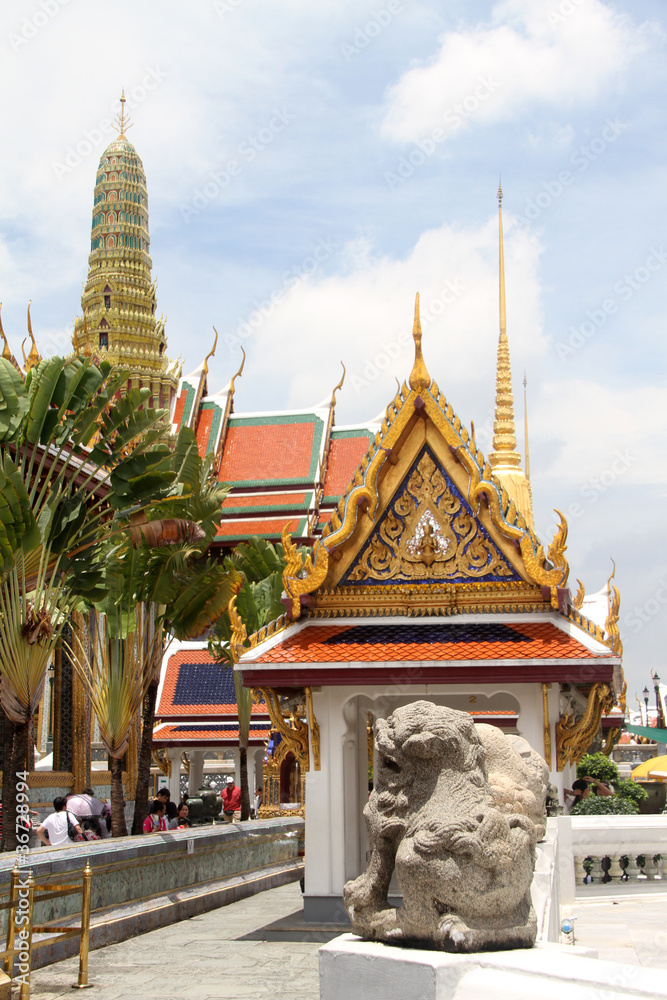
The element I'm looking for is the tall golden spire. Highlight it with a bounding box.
[489,186,534,528]
[523,370,531,483]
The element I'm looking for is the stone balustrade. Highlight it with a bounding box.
[556,815,666,903]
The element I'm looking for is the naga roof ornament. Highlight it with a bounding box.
[22,302,41,371]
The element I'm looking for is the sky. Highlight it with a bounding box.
[0,0,666,702]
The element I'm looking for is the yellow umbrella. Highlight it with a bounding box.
[631,754,667,779]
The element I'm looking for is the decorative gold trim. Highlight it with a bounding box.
[304,687,320,771]
[228,595,248,664]
[151,748,171,777]
[573,579,585,610]
[253,687,309,770]
[281,526,329,620]
[604,561,623,655]
[181,751,190,774]
[602,726,621,756]
[542,682,552,769]
[555,682,614,770]
[566,606,607,645]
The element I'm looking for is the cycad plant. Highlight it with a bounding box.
[0,353,168,849]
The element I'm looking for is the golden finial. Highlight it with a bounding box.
[408,293,430,394]
[112,89,133,140]
[22,302,41,370]
[498,179,506,339]
[0,304,14,363]
[202,327,218,376]
[330,362,346,406]
[229,346,246,396]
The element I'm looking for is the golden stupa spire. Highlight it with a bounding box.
[409,293,430,394]
[523,370,531,483]
[113,89,133,140]
[488,186,534,528]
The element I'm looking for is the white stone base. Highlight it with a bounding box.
[319,934,667,1000]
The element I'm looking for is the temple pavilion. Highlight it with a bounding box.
[211,194,626,921]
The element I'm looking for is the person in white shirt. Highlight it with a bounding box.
[35,797,82,847]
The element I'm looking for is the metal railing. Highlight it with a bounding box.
[0,860,92,997]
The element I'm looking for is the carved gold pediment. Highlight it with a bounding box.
[342,448,520,586]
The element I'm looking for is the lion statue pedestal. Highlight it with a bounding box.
[343,701,548,953]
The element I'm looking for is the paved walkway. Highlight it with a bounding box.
[29,885,667,999]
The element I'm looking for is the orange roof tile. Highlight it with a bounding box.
[250,621,598,663]
[323,433,374,500]
[196,407,214,457]
[222,492,308,510]
[218,421,317,485]
[153,723,270,744]
[172,387,188,428]
[215,516,308,539]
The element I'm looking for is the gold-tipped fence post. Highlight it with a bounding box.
[76,861,92,989]
[18,873,34,1000]
[3,862,20,977]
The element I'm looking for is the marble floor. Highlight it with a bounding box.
[27,885,667,1000]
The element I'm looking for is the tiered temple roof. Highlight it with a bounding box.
[171,358,379,547]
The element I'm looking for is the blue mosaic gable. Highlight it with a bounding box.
[341,445,521,586]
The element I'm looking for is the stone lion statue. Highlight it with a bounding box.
[344,701,547,952]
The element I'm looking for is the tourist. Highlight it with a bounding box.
[35,797,82,846]
[143,801,168,833]
[564,779,590,812]
[169,802,190,830]
[582,775,614,797]
[221,776,241,821]
[253,786,263,818]
[165,801,179,825]
[66,787,110,837]
[78,818,103,841]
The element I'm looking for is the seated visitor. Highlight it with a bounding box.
[78,817,102,841]
[169,802,190,829]
[35,797,82,846]
[143,800,168,833]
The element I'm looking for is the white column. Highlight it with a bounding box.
[189,750,204,794]
[167,749,181,799]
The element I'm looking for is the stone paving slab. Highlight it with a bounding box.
[27,886,667,999]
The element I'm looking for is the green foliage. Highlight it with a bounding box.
[571,795,639,816]
[615,778,649,806]
[576,753,620,785]
[209,538,287,667]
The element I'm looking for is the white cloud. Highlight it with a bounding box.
[381,0,650,144]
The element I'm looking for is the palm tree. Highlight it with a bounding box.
[68,425,240,836]
[0,354,168,849]
[209,538,287,821]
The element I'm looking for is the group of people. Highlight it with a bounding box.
[142,788,191,833]
[142,778,264,833]
[32,778,264,847]
[35,789,111,847]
